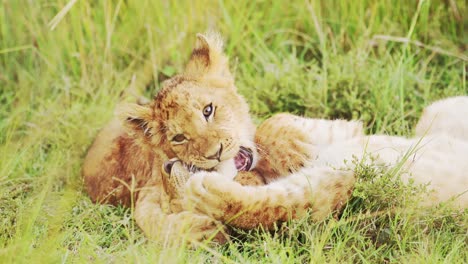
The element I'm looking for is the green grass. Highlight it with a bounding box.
[1,0,467,262]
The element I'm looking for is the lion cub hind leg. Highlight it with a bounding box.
[257,113,364,146]
[255,113,364,182]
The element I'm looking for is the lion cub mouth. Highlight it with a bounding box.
[164,146,253,176]
[234,146,253,171]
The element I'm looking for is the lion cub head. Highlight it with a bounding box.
[119,33,257,173]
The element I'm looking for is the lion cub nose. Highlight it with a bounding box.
[206,144,223,161]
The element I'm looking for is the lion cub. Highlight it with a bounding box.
[82,32,258,245]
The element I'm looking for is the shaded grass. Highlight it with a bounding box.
[0,0,467,262]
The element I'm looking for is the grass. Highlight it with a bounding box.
[0,0,467,262]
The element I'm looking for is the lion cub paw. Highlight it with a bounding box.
[162,158,192,199]
[184,172,249,220]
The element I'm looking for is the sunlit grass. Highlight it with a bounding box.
[0,0,466,262]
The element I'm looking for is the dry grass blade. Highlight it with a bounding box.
[371,35,468,61]
[47,0,78,31]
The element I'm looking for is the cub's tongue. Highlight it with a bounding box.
[234,146,253,171]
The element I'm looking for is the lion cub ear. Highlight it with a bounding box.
[184,32,233,83]
[116,103,154,137]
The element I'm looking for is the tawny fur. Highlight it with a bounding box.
[82,32,258,245]
[182,96,468,230]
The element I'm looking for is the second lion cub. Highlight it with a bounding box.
[175,96,468,230]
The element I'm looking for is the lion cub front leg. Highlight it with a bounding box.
[233,170,266,186]
[135,177,228,246]
[185,167,355,230]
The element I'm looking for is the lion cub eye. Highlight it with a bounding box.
[203,103,214,120]
[172,134,187,144]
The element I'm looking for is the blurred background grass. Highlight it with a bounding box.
[0,0,466,262]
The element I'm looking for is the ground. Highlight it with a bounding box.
[0,0,466,263]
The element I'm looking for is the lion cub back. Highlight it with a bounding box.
[83,119,155,206]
